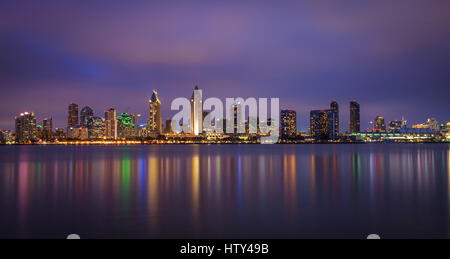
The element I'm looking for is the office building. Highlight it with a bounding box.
[15,112,37,143]
[349,101,360,133]
[148,90,162,137]
[374,116,386,132]
[68,103,79,128]
[105,108,118,140]
[280,109,297,138]
[330,101,339,138]
[190,85,203,135]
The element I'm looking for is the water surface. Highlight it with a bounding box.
[0,144,449,238]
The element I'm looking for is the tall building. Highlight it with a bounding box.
[148,90,162,136]
[280,109,297,138]
[190,86,203,135]
[15,112,37,143]
[105,108,117,140]
[310,107,338,140]
[349,101,360,133]
[117,112,135,139]
[374,116,386,132]
[330,101,339,138]
[68,103,79,128]
[130,114,141,137]
[91,117,105,139]
[80,106,94,128]
[42,117,53,140]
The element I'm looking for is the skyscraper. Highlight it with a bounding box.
[117,112,135,139]
[80,106,94,129]
[15,112,37,143]
[190,86,203,135]
[105,108,117,139]
[280,109,297,138]
[68,103,79,128]
[349,101,360,133]
[330,101,339,138]
[42,117,53,140]
[148,90,162,136]
[374,116,386,132]
[91,117,105,139]
[310,110,331,140]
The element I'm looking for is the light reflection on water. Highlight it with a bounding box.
[0,144,449,238]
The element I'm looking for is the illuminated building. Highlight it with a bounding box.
[231,103,244,135]
[117,112,135,139]
[68,103,79,128]
[310,110,331,140]
[42,117,53,140]
[15,112,37,143]
[148,90,162,137]
[330,101,339,138]
[105,108,118,140]
[91,117,105,139]
[310,103,339,140]
[190,85,203,135]
[138,124,148,137]
[280,109,297,138]
[130,114,141,137]
[0,130,12,144]
[413,118,439,131]
[349,100,360,133]
[80,106,94,128]
[388,120,402,133]
[374,116,386,132]
[441,122,450,132]
[67,126,88,140]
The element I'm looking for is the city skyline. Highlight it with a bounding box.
[3,88,447,134]
[1,1,450,132]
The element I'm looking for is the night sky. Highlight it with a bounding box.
[1,0,450,132]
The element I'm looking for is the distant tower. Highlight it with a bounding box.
[105,108,118,140]
[190,85,203,135]
[349,101,360,133]
[330,101,339,139]
[68,103,79,128]
[374,116,386,132]
[147,90,162,136]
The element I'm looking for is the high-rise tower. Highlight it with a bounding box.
[349,101,360,133]
[147,90,162,136]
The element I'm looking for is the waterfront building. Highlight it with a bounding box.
[117,112,135,139]
[349,100,360,133]
[413,118,439,131]
[330,101,339,138]
[388,120,402,133]
[105,108,118,140]
[190,85,203,135]
[374,116,386,132]
[130,114,141,137]
[15,112,37,143]
[67,126,88,140]
[280,109,297,138]
[68,103,79,128]
[139,124,148,137]
[91,117,105,139]
[310,105,339,140]
[0,130,13,144]
[148,90,162,137]
[42,117,53,140]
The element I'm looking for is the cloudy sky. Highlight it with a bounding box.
[1,0,450,131]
